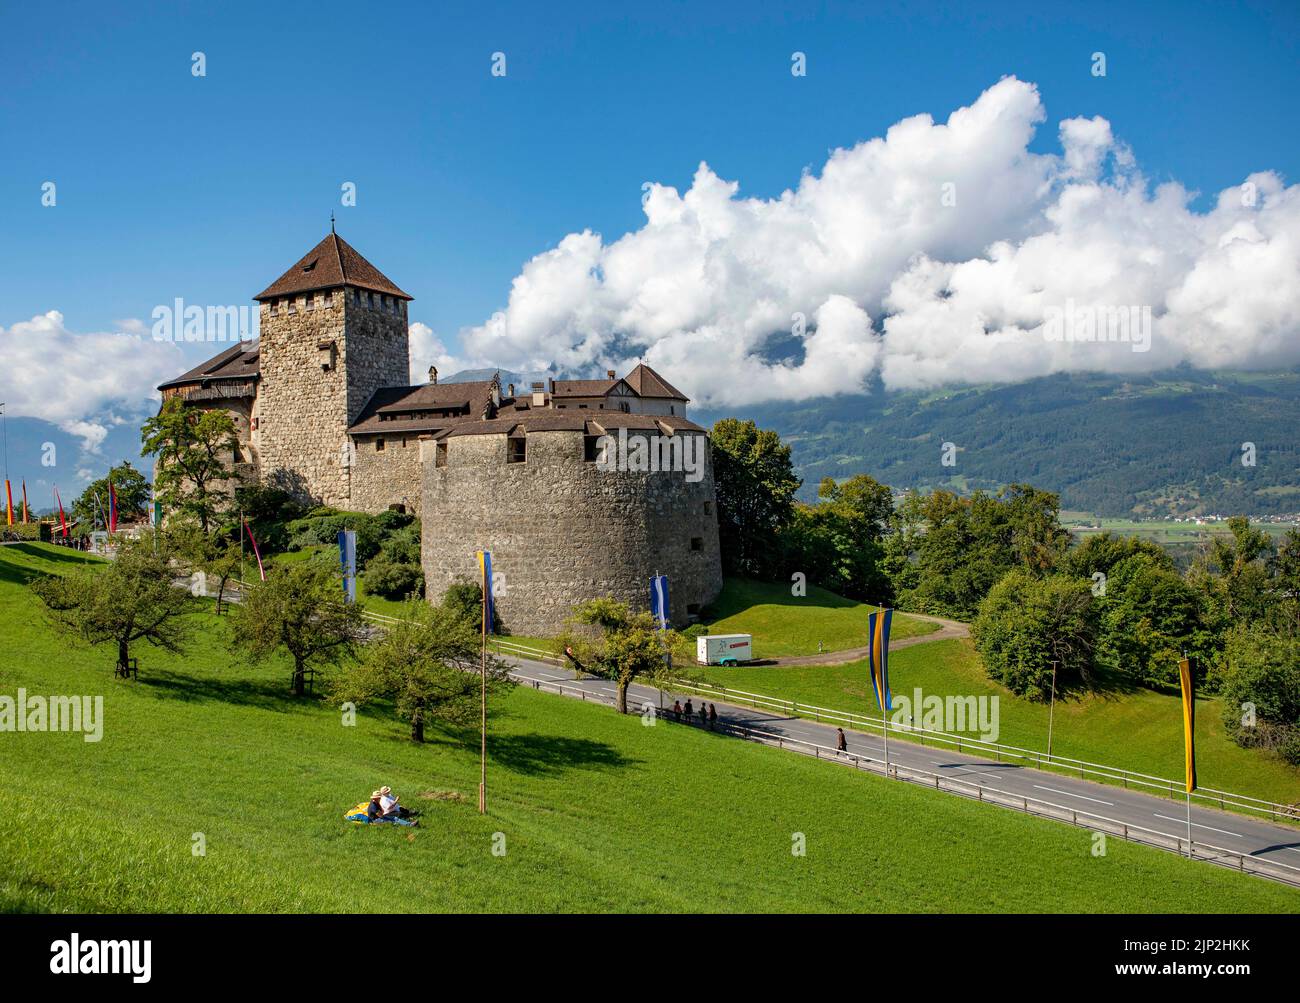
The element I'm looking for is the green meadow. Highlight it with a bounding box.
[697,577,938,658]
[700,639,1300,810]
[1,543,1296,913]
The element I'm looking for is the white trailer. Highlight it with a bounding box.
[696,633,753,666]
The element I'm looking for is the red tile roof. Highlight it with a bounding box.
[624,363,688,401]
[254,232,412,302]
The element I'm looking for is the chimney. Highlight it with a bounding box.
[507,383,515,398]
[531,380,547,407]
[606,369,616,380]
[428,366,438,384]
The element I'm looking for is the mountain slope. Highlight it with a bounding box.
[702,368,1300,517]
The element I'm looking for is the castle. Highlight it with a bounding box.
[156,231,723,633]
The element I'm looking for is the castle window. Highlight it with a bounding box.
[687,604,701,617]
[670,406,676,415]
[704,500,713,515]
[376,438,386,452]
[305,293,314,311]
[578,404,588,409]
[507,437,526,464]
[583,435,603,463]
[324,292,333,308]
[435,442,448,468]
[690,537,703,552]
[401,436,408,448]
[287,299,296,314]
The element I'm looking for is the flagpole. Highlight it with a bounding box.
[479,555,488,815]
[1047,659,1058,760]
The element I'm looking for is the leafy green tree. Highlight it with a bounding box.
[227,558,366,695]
[332,600,513,742]
[1058,531,1173,581]
[70,461,151,530]
[998,483,1071,574]
[167,521,243,615]
[1267,528,1300,633]
[709,418,801,577]
[1201,516,1275,622]
[559,598,683,714]
[1097,553,1205,689]
[141,397,240,533]
[1216,626,1300,764]
[972,571,1098,699]
[31,536,195,677]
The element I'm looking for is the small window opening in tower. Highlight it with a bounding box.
[507,437,526,464]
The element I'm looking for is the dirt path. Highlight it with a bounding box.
[759,613,970,666]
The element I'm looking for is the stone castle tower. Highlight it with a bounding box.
[253,230,412,506]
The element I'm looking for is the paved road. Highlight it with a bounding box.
[503,653,1300,885]
[766,612,970,666]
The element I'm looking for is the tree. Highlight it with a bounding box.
[1201,516,1275,622]
[559,598,683,714]
[1267,528,1300,634]
[1097,553,1205,689]
[709,418,801,577]
[70,461,151,530]
[332,600,513,741]
[972,571,1098,699]
[227,558,366,695]
[1216,626,1300,764]
[31,536,195,677]
[167,521,243,614]
[142,397,241,533]
[1058,531,1173,582]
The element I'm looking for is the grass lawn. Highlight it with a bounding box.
[1,542,1297,913]
[699,577,938,658]
[701,638,1300,810]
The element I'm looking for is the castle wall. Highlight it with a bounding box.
[421,428,723,635]
[256,289,408,507]
[349,432,425,516]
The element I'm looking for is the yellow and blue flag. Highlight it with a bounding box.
[867,608,893,712]
[1178,655,1197,793]
[476,550,494,635]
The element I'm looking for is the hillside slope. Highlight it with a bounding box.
[704,368,1300,517]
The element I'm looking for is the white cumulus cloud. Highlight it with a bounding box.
[459,76,1300,406]
[0,311,183,451]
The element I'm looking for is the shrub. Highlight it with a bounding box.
[1218,626,1300,762]
[362,557,424,600]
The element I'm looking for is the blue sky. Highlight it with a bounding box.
[1,0,1298,495]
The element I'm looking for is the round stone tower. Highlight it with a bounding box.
[421,414,723,634]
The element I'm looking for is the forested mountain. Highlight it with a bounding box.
[702,368,1300,518]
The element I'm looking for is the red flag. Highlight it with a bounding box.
[4,480,12,527]
[21,481,29,524]
[55,487,68,539]
[243,519,266,581]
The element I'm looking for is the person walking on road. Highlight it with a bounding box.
[836,727,847,753]
[707,704,717,730]
[672,699,683,722]
[683,699,694,722]
[697,702,708,726]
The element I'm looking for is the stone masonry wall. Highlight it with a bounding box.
[350,432,425,516]
[421,428,723,635]
[257,288,408,507]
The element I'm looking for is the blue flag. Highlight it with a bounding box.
[649,574,670,629]
[476,550,494,634]
[338,530,357,603]
[867,609,893,712]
